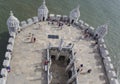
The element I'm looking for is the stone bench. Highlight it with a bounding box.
[5,52,11,60]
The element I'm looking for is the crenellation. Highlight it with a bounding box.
[88,26,95,35]
[98,38,105,44]
[0,77,7,84]
[62,15,68,21]
[27,18,33,25]
[10,32,16,39]
[5,52,11,60]
[56,14,61,21]
[79,19,84,25]
[6,44,13,52]
[32,16,38,23]
[8,38,14,45]
[84,23,89,28]
[110,78,119,84]
[3,60,10,68]
[49,14,55,20]
[0,68,8,77]
[108,71,117,79]
[104,56,112,63]
[20,20,27,28]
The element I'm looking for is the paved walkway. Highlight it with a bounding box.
[7,22,108,84]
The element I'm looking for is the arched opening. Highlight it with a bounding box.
[51,55,56,61]
[68,70,72,78]
[67,58,70,65]
[43,17,45,21]
[71,19,74,24]
[58,55,65,62]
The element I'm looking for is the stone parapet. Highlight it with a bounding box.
[32,16,38,23]
[98,38,119,84]
[0,35,16,84]
[27,18,33,25]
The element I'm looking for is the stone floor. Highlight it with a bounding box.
[7,21,108,84]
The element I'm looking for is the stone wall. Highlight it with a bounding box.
[20,16,38,29]
[74,20,119,84]
[98,39,119,84]
[0,32,16,84]
[2,13,119,84]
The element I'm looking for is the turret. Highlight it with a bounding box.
[7,11,20,35]
[69,5,80,24]
[38,0,49,21]
[94,24,108,39]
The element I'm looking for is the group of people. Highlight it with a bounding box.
[77,64,92,74]
[83,29,91,39]
[27,33,36,43]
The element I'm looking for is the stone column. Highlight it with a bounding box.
[56,39,63,60]
[56,51,61,60]
[67,73,77,84]
[65,59,75,72]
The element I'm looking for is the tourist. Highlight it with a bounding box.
[30,34,36,43]
[48,21,50,25]
[33,37,36,43]
[77,64,83,73]
[87,69,92,73]
[74,52,77,55]
[6,66,11,73]
[44,60,50,65]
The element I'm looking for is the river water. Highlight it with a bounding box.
[0,0,120,82]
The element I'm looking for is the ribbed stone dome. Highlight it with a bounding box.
[94,24,108,39]
[69,5,80,23]
[7,11,19,28]
[7,11,20,34]
[38,0,49,21]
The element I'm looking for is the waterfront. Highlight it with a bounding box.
[0,0,120,82]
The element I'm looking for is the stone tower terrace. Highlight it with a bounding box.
[6,21,108,84]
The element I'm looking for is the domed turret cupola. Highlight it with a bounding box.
[69,5,80,24]
[38,0,49,21]
[7,11,20,35]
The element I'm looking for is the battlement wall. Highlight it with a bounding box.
[20,16,39,29]
[97,39,119,84]
[74,20,119,84]
[0,33,16,84]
